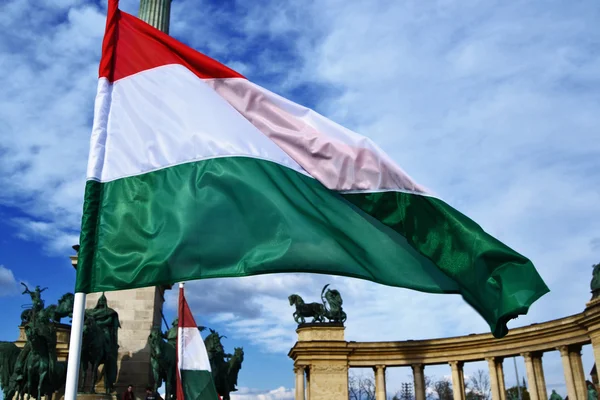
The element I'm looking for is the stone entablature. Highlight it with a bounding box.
[289,299,600,400]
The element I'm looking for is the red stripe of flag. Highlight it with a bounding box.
[99,0,244,83]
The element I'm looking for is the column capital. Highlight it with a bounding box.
[569,344,583,354]
[521,352,533,361]
[411,363,424,370]
[373,364,386,371]
[449,361,464,368]
[557,345,582,356]
[294,365,306,374]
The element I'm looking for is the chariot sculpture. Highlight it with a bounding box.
[289,284,347,324]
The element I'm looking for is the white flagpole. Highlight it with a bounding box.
[64,292,87,400]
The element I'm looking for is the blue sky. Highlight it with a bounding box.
[0,0,599,399]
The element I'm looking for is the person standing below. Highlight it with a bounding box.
[122,385,135,400]
[145,386,163,400]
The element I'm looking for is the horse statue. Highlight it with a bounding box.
[79,314,107,393]
[288,294,325,324]
[0,342,21,397]
[204,329,244,400]
[149,327,176,400]
[321,284,346,323]
[21,318,56,400]
[50,293,75,323]
[79,295,119,394]
[20,292,74,327]
[0,286,73,400]
[227,347,244,393]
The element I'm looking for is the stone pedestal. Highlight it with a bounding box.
[85,287,167,398]
[74,394,114,400]
[289,324,350,400]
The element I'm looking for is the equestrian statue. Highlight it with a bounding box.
[79,293,120,394]
[204,329,244,400]
[289,284,347,325]
[0,283,74,400]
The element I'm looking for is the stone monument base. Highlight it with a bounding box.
[73,393,115,400]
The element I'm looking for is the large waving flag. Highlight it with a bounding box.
[75,0,549,338]
[176,283,219,400]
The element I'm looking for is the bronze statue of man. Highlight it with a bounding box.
[21,283,47,311]
[86,293,121,390]
[163,318,179,348]
[14,284,51,382]
[87,294,120,354]
[163,318,206,348]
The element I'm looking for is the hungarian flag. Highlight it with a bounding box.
[75,0,549,338]
[176,284,219,400]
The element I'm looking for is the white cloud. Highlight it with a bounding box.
[0,265,19,296]
[0,0,106,253]
[230,386,294,400]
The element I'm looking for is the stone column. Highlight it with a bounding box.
[532,355,547,400]
[559,346,578,400]
[569,346,586,400]
[495,358,506,400]
[590,333,600,373]
[305,366,310,400]
[412,364,426,400]
[139,0,172,33]
[295,366,305,400]
[449,361,466,400]
[522,353,539,400]
[487,358,502,400]
[374,365,387,400]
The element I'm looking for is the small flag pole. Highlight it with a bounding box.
[64,292,87,400]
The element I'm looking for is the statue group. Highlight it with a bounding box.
[149,321,244,400]
[0,284,244,400]
[0,284,74,400]
[0,285,120,399]
[288,284,347,324]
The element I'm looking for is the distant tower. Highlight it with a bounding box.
[139,0,172,34]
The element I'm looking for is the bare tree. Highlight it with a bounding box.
[360,376,376,400]
[424,375,437,400]
[432,378,453,400]
[467,369,491,400]
[348,372,375,400]
[349,375,360,400]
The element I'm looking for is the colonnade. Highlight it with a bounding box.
[293,348,587,400]
[289,298,600,400]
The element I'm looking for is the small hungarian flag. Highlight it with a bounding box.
[75,0,549,338]
[176,283,219,400]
